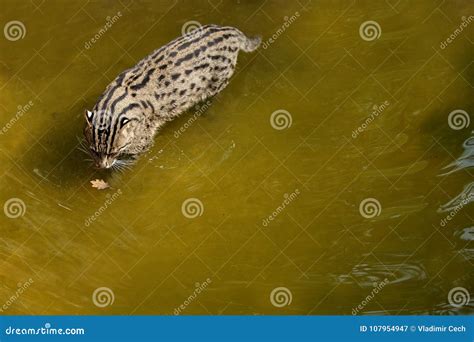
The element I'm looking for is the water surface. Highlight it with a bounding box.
[0,0,473,315]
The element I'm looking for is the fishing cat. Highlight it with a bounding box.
[84,25,261,169]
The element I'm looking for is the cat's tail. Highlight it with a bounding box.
[239,34,262,53]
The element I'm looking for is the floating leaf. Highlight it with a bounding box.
[90,179,110,190]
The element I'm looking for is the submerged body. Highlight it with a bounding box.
[84,25,261,169]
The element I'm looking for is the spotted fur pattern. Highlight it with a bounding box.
[84,25,261,169]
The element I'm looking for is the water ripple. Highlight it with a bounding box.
[440,133,474,175]
[433,300,474,315]
[336,263,426,287]
[438,182,474,213]
[457,227,474,241]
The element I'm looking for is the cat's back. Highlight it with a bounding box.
[93,25,260,118]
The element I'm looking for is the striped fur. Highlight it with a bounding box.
[84,25,261,169]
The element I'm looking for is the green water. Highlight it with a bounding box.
[0,0,473,315]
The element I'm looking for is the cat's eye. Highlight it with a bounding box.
[120,117,131,127]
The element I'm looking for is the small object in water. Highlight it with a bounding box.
[83,24,261,169]
[90,179,110,190]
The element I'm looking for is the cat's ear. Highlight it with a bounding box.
[85,110,94,126]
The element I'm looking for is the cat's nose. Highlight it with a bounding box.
[98,157,115,169]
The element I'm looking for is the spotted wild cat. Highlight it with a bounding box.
[84,25,261,169]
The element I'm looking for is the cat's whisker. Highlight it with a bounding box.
[77,146,90,155]
[76,136,89,149]
[112,162,127,173]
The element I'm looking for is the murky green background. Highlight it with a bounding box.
[0,0,473,315]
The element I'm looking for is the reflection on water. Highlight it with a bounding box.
[0,0,473,315]
[337,262,426,287]
[432,301,474,315]
[441,132,474,175]
[438,182,474,213]
[456,248,474,262]
[458,227,474,241]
